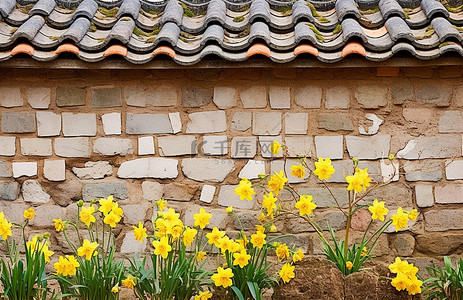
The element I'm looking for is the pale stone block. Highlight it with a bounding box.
[182,158,234,182]
[345,135,391,160]
[0,136,16,156]
[258,136,283,158]
[381,160,399,182]
[138,136,155,156]
[355,85,388,108]
[231,137,257,158]
[415,185,434,208]
[284,136,314,158]
[269,86,290,109]
[203,136,228,156]
[314,136,343,159]
[186,111,226,134]
[285,113,308,135]
[200,185,216,203]
[118,158,178,179]
[240,86,267,108]
[439,111,463,133]
[12,162,37,178]
[158,135,197,156]
[404,161,442,182]
[325,86,351,109]
[424,209,463,231]
[22,180,51,203]
[43,159,66,181]
[125,86,177,107]
[239,160,265,179]
[122,205,147,225]
[82,181,128,201]
[62,113,97,137]
[102,113,121,135]
[27,88,51,109]
[397,135,460,159]
[231,112,251,132]
[20,138,52,156]
[0,181,20,201]
[213,87,238,109]
[142,181,163,201]
[93,138,133,156]
[73,161,113,180]
[294,86,322,108]
[2,112,36,133]
[252,112,281,136]
[446,160,463,180]
[126,113,172,134]
[30,205,64,227]
[121,231,147,253]
[55,137,90,158]
[36,111,61,137]
[435,185,463,204]
[0,87,23,107]
[218,185,255,209]
[168,112,182,134]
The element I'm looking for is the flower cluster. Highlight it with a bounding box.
[27,234,54,262]
[389,257,422,295]
[54,255,80,276]
[0,212,12,240]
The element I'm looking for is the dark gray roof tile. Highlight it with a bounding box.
[13,15,45,40]
[161,0,183,26]
[156,21,180,45]
[421,0,449,19]
[249,0,271,23]
[292,0,315,24]
[0,0,16,19]
[201,24,224,45]
[205,0,227,25]
[336,0,361,20]
[385,16,413,41]
[29,0,57,16]
[431,17,462,42]
[379,0,405,19]
[74,0,99,20]
[109,18,136,44]
[249,21,270,44]
[60,17,92,43]
[341,18,367,43]
[117,0,141,19]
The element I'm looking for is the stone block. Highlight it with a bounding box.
[12,162,37,178]
[56,86,86,107]
[284,136,315,158]
[36,111,61,137]
[252,112,281,135]
[294,86,322,108]
[102,113,121,135]
[1,112,36,133]
[141,181,163,201]
[202,136,228,156]
[182,158,234,182]
[82,181,128,202]
[0,136,15,156]
[118,158,178,179]
[318,113,353,131]
[121,231,147,253]
[124,86,177,107]
[325,86,350,109]
[0,202,28,224]
[345,135,391,160]
[184,205,228,230]
[424,209,463,231]
[0,181,20,200]
[22,180,51,204]
[397,135,460,159]
[390,79,414,104]
[169,112,182,134]
[231,137,257,158]
[163,183,198,202]
[122,205,148,225]
[298,187,349,208]
[240,86,267,108]
[454,85,463,107]
[231,112,251,132]
[238,160,266,179]
[314,136,343,159]
[200,185,216,203]
[91,87,122,108]
[380,160,399,182]
[27,87,51,109]
[0,87,23,107]
[390,233,415,257]
[439,110,463,133]
[55,137,90,158]
[43,159,66,182]
[416,83,451,106]
[0,160,11,178]
[324,160,354,183]
[186,111,226,133]
[269,86,290,109]
[213,87,238,109]
[182,87,212,107]
[446,160,463,180]
[362,184,413,207]
[258,136,283,158]
[30,205,64,227]
[158,135,197,156]
[93,138,133,156]
[402,108,433,125]
[20,138,52,156]
[415,185,434,208]
[416,233,463,255]
[126,113,172,134]
[138,136,155,156]
[271,160,309,184]
[218,185,255,209]
[62,113,97,137]
[73,161,113,180]
[435,184,463,204]
[285,113,308,135]
[355,85,388,108]
[404,161,442,182]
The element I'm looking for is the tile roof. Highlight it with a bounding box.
[0,0,462,65]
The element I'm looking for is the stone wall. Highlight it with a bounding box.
[0,66,462,267]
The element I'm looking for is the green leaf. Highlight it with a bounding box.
[231,286,245,300]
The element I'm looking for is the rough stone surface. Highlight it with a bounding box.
[259,136,283,158]
[163,183,198,201]
[73,161,113,179]
[325,86,350,109]
[416,233,463,255]
[22,180,51,204]
[0,181,20,200]
[285,136,314,158]
[318,113,353,131]
[269,86,290,109]
[345,135,391,160]
[186,111,227,133]
[121,231,147,253]
[125,86,178,107]
[397,135,460,159]
[438,110,463,132]
[0,137,15,156]
[213,86,237,109]
[126,113,172,134]
[285,113,308,135]
[20,138,52,156]
[391,233,416,257]
[169,112,182,134]
[424,209,463,231]
[182,158,234,182]
[102,113,121,135]
[416,84,451,106]
[240,86,267,108]
[30,205,65,227]
[0,161,11,178]
[404,161,442,182]
[55,137,90,158]
[27,88,51,109]
[403,108,433,125]
[324,160,354,183]
[56,86,86,107]
[158,135,197,156]
[231,112,251,131]
[0,87,23,107]
[355,85,388,108]
[182,87,212,107]
[435,185,463,204]
[138,136,155,156]
[218,185,255,209]
[446,160,463,180]
[1,111,36,133]
[122,205,147,225]
[362,184,413,207]
[391,79,414,104]
[202,136,228,156]
[47,171,82,206]
[82,181,128,201]
[314,136,344,159]
[118,158,178,179]
[252,112,281,135]
[239,160,266,179]
[43,159,66,181]
[12,162,37,178]
[142,181,163,201]
[36,111,61,137]
[62,113,97,137]
[199,184,216,203]
[415,185,434,208]
[294,86,322,108]
[380,160,399,182]
[231,137,257,158]
[93,138,133,156]
[91,86,122,108]
[298,187,349,208]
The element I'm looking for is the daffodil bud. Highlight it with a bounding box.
[388,153,395,161]
[258,173,267,180]
[226,206,234,214]
[352,157,359,167]
[43,232,50,239]
[77,200,84,207]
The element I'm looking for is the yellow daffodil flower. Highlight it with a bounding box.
[313,157,335,181]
